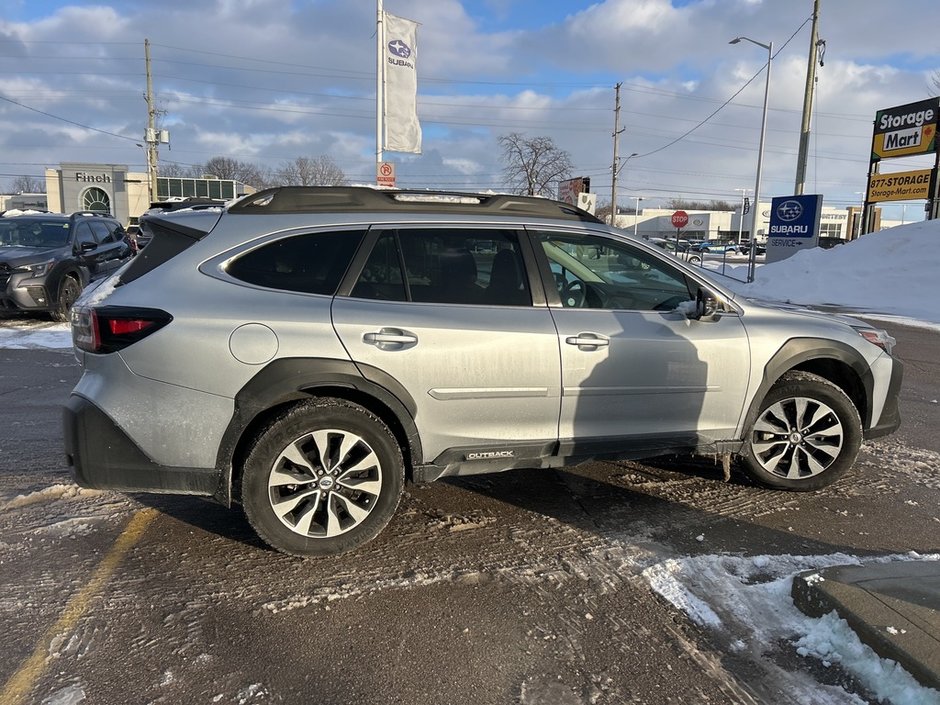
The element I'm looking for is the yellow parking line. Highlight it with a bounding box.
[0,508,158,705]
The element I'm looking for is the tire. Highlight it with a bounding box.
[50,276,82,322]
[740,371,862,491]
[241,398,404,557]
[688,255,702,265]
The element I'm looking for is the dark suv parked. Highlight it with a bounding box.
[0,211,133,320]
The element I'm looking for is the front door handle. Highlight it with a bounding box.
[363,327,418,350]
[565,332,609,349]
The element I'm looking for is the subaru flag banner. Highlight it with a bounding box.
[765,194,822,264]
[383,12,422,154]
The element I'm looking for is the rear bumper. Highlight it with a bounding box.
[64,394,219,495]
[864,356,903,440]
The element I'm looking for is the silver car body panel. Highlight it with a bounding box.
[66,199,901,488]
[72,353,233,469]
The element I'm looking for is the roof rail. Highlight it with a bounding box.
[227,186,602,223]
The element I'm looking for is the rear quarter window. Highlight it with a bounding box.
[227,230,366,295]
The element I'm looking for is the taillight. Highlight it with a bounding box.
[72,305,172,354]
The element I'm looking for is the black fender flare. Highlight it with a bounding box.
[740,337,874,437]
[213,357,421,505]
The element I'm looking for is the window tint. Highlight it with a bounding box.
[352,233,406,301]
[227,230,365,295]
[350,228,531,306]
[74,222,97,248]
[536,231,693,311]
[89,220,114,244]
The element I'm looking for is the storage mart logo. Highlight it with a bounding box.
[872,98,939,160]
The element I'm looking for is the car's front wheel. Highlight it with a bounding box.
[740,371,862,491]
[242,399,404,556]
[50,275,81,322]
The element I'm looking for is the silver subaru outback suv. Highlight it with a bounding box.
[64,187,902,556]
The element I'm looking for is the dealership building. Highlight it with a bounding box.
[612,203,901,242]
[42,162,250,225]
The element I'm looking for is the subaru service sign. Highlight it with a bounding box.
[765,194,822,264]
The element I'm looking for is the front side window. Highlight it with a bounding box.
[89,220,114,244]
[74,222,98,249]
[351,228,531,306]
[227,230,365,295]
[535,231,693,311]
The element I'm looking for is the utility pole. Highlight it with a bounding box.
[144,38,158,203]
[795,0,822,195]
[610,83,623,227]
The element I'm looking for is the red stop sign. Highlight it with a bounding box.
[671,210,689,229]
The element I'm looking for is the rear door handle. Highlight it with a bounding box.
[363,327,418,350]
[565,332,609,348]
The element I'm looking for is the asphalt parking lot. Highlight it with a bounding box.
[0,319,937,705]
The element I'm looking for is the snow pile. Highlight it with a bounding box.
[643,552,940,705]
[0,322,71,349]
[732,219,940,324]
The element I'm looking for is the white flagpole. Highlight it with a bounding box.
[376,0,384,168]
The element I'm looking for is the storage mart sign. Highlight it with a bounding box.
[871,98,939,160]
[868,168,936,202]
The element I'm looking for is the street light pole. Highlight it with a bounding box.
[730,36,773,283]
[633,196,643,237]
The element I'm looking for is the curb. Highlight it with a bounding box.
[791,561,940,692]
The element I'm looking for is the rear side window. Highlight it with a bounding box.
[227,230,365,295]
[351,228,531,306]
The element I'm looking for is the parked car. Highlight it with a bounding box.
[0,211,132,320]
[648,237,703,265]
[818,236,847,249]
[694,241,743,254]
[64,187,902,556]
[136,197,227,249]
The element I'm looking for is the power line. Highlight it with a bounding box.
[0,92,139,142]
[633,14,813,160]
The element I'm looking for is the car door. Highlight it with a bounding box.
[71,222,104,283]
[331,226,561,464]
[88,220,128,274]
[530,228,750,455]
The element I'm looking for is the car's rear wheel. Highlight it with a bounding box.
[740,371,862,491]
[241,398,404,556]
[50,275,81,322]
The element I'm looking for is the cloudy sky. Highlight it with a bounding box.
[2,0,938,220]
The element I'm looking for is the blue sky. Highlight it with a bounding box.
[1,0,939,221]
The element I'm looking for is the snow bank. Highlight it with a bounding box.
[731,219,940,324]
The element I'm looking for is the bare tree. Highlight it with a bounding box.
[666,198,733,211]
[277,156,347,186]
[10,175,45,193]
[200,156,243,181]
[932,70,940,95]
[196,157,274,190]
[498,133,573,197]
[158,162,201,178]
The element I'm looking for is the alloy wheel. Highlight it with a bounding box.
[267,428,383,538]
[749,396,844,480]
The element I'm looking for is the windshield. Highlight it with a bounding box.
[0,219,70,248]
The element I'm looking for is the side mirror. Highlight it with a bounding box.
[79,241,97,254]
[691,288,718,320]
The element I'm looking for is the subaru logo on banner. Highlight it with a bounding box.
[766,194,822,264]
[388,39,411,59]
